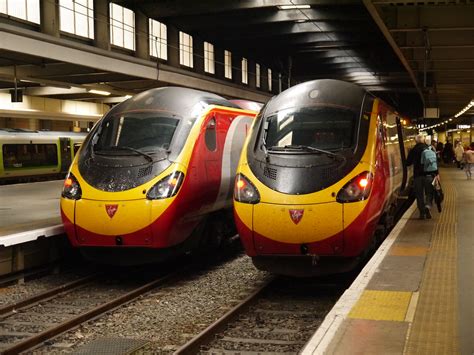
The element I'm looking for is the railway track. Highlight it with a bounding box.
[0,269,182,354]
[175,276,348,355]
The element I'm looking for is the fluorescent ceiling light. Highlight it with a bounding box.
[88,89,111,96]
[278,5,311,10]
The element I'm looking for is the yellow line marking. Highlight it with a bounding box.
[404,174,459,354]
[405,292,419,323]
[390,245,429,256]
[348,290,412,322]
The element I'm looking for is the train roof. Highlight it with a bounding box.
[107,87,240,121]
[229,100,263,112]
[0,129,87,137]
[263,79,369,115]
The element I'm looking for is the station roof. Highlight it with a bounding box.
[1,0,473,123]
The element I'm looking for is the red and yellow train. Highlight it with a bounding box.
[60,87,257,263]
[234,79,416,276]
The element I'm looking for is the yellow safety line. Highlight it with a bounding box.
[404,178,459,354]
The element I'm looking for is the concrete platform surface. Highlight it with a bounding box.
[0,180,64,246]
[302,167,474,355]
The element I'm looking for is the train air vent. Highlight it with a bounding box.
[322,168,332,180]
[137,166,153,178]
[263,166,277,180]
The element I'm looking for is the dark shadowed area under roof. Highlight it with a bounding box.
[115,0,424,118]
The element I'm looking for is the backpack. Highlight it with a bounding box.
[421,148,438,173]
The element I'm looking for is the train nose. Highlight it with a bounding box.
[74,199,153,246]
[252,202,344,255]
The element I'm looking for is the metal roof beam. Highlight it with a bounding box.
[0,23,271,103]
[363,0,425,106]
[221,32,373,47]
[117,0,359,18]
[164,8,366,31]
[197,21,372,41]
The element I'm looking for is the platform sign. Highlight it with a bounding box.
[424,108,439,119]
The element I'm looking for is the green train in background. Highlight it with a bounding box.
[0,129,87,184]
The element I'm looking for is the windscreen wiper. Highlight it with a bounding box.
[96,146,153,163]
[269,145,345,160]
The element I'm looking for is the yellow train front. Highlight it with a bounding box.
[234,79,415,276]
[60,87,256,264]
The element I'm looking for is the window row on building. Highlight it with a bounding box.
[1,0,278,91]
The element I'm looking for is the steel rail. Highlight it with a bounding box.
[174,277,274,355]
[0,273,99,316]
[1,270,182,355]
[0,264,53,286]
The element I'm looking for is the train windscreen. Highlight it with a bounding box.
[265,106,357,151]
[93,112,179,154]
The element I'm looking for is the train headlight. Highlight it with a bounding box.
[234,174,260,204]
[62,173,82,200]
[146,171,184,200]
[336,171,373,203]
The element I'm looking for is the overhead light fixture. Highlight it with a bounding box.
[278,5,311,10]
[88,89,111,96]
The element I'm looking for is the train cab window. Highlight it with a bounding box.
[205,117,217,151]
[94,113,179,153]
[266,106,356,151]
[2,144,58,169]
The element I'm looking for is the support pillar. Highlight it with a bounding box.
[94,0,110,51]
[194,38,204,75]
[215,48,224,79]
[40,0,60,37]
[167,26,180,68]
[135,11,149,60]
[12,245,25,284]
[248,59,256,89]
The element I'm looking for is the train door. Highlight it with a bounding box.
[203,113,228,205]
[59,137,72,173]
[396,117,408,192]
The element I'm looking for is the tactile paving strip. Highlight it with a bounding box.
[71,337,149,355]
[348,290,412,321]
[389,245,429,257]
[404,180,459,354]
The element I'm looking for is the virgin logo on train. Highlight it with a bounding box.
[105,204,118,218]
[289,209,304,224]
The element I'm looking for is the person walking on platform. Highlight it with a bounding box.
[436,141,444,162]
[421,136,439,219]
[463,142,474,180]
[442,141,454,164]
[454,141,464,169]
[407,134,429,219]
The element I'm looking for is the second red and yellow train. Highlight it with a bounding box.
[234,79,416,276]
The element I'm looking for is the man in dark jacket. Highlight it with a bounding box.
[407,134,429,219]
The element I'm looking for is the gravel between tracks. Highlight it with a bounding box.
[0,270,91,308]
[39,254,270,353]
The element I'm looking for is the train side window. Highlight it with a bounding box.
[205,117,217,151]
[2,144,58,169]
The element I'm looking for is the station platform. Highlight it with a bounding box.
[302,167,473,355]
[0,180,64,247]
